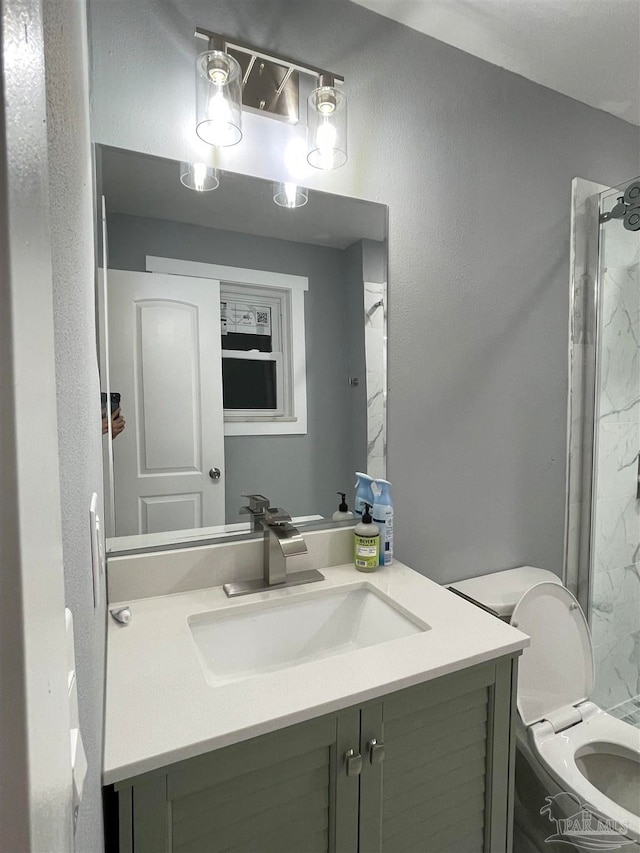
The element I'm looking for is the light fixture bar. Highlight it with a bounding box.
[194,28,344,84]
[318,73,336,88]
[198,30,225,52]
[275,66,294,97]
[264,65,294,114]
[242,54,257,86]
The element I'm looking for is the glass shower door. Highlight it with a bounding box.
[589,178,640,724]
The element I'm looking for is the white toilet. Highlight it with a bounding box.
[451,567,640,852]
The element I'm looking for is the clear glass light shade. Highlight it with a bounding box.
[273,182,309,209]
[307,85,347,170]
[196,50,242,147]
[179,162,219,192]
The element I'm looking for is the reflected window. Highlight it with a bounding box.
[220,284,288,420]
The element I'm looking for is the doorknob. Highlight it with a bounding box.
[209,468,221,480]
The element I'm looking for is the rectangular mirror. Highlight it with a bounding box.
[96,146,388,553]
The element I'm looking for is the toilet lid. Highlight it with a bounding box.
[511,582,594,726]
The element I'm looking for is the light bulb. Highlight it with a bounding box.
[196,50,242,147]
[192,163,207,191]
[316,87,337,115]
[179,162,219,192]
[318,99,336,115]
[314,119,338,170]
[206,91,234,145]
[284,183,297,208]
[273,182,309,209]
[307,84,347,170]
[209,68,228,85]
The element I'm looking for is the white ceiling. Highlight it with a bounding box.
[351,0,640,126]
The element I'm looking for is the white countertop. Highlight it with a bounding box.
[103,561,529,785]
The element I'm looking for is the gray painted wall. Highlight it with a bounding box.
[44,1,106,850]
[88,0,639,584]
[106,212,365,518]
[362,238,387,285]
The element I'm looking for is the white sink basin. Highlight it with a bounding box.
[188,585,429,686]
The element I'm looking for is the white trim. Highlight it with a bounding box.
[146,256,308,436]
[99,202,117,537]
[146,255,309,295]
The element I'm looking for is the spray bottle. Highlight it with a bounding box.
[372,478,394,566]
[354,472,374,517]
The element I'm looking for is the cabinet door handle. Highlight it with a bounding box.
[344,748,362,776]
[368,737,385,765]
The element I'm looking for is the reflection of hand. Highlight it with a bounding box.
[103,408,126,438]
[111,409,126,438]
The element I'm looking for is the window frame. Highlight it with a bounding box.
[220,283,287,418]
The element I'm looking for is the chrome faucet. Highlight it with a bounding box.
[261,508,308,586]
[223,498,324,598]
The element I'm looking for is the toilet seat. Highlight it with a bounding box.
[528,703,640,842]
[511,583,640,844]
[511,582,594,726]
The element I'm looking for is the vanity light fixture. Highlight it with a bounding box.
[179,162,220,192]
[273,182,309,209]
[307,75,347,170]
[195,33,243,147]
[194,28,347,169]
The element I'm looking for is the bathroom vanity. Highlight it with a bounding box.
[108,659,516,853]
[103,536,528,853]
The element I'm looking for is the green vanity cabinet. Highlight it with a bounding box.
[109,656,518,853]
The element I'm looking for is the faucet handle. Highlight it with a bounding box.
[240,494,270,514]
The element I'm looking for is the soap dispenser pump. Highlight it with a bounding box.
[333,492,355,521]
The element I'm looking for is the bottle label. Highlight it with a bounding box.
[354,535,379,570]
[357,545,378,557]
[373,510,393,566]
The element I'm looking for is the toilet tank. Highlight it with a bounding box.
[449,566,562,619]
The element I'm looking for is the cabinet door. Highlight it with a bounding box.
[359,660,515,853]
[117,708,361,853]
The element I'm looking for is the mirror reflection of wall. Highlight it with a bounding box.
[98,146,387,548]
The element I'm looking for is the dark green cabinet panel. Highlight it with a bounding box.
[115,711,359,853]
[369,659,516,853]
[110,657,518,853]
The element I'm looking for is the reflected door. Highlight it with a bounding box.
[107,270,224,536]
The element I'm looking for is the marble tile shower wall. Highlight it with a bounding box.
[591,261,640,711]
[365,281,386,480]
